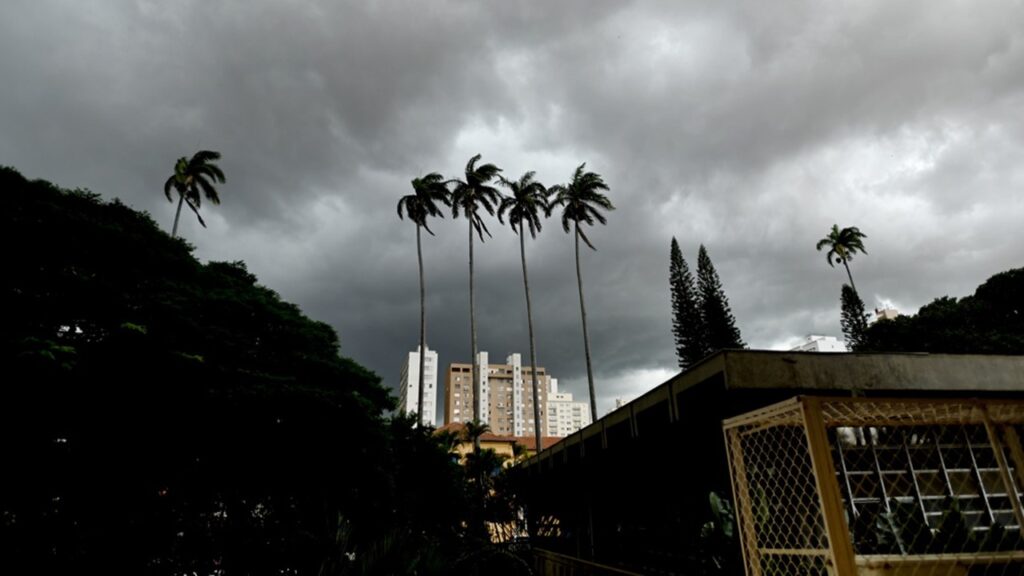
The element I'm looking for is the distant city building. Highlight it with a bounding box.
[445,352,550,437]
[874,307,900,322]
[398,346,438,426]
[443,353,589,438]
[790,335,848,353]
[546,378,592,437]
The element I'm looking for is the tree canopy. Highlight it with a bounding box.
[860,268,1023,354]
[696,245,745,352]
[840,284,870,351]
[670,238,706,368]
[1,166,469,574]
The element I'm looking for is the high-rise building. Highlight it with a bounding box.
[444,352,592,437]
[445,352,551,437]
[546,378,592,436]
[398,346,438,426]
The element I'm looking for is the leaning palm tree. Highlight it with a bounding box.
[397,172,451,427]
[497,171,549,453]
[450,154,502,444]
[163,150,226,238]
[548,164,614,422]
[816,224,868,293]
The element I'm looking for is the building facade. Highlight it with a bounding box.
[398,346,438,426]
[789,334,847,352]
[445,352,552,437]
[546,378,592,437]
[444,352,592,437]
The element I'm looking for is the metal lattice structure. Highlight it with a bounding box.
[724,397,1024,575]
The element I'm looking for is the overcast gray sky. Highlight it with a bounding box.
[3,0,1022,418]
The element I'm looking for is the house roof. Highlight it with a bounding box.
[434,422,562,451]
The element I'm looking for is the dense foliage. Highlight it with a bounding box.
[696,245,745,352]
[0,167,468,574]
[859,267,1024,354]
[669,238,706,369]
[840,284,870,351]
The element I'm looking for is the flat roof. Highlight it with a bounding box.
[527,351,1024,466]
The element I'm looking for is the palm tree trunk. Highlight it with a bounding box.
[575,222,598,423]
[469,219,481,453]
[416,224,426,428]
[520,217,543,453]
[842,259,857,294]
[171,193,185,238]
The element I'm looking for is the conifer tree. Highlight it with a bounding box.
[670,238,707,369]
[841,284,870,351]
[697,245,745,351]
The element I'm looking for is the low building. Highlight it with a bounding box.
[790,334,847,352]
[435,422,561,466]
[522,351,1024,574]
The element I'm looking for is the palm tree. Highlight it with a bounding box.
[548,164,614,422]
[450,154,502,442]
[497,171,549,453]
[462,419,492,456]
[816,224,868,293]
[163,150,226,238]
[397,172,451,427]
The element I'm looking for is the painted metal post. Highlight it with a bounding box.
[801,397,857,576]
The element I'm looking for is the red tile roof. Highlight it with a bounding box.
[434,422,561,451]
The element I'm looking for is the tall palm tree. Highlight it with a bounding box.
[816,224,868,293]
[163,150,226,238]
[450,154,502,446]
[497,171,549,453]
[397,172,450,427]
[548,164,614,422]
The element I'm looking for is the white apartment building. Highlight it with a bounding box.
[546,378,592,437]
[398,346,438,427]
[790,334,848,353]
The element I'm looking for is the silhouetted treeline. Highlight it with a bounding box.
[0,167,469,575]
[859,267,1023,354]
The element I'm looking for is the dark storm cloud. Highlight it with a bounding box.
[3,0,1022,417]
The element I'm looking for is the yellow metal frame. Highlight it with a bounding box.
[724,396,1024,576]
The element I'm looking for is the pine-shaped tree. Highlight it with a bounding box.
[697,245,745,351]
[670,238,707,369]
[841,284,870,351]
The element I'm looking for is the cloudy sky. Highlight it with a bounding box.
[3,0,1022,418]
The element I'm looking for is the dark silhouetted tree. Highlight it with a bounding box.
[450,154,502,448]
[670,238,707,369]
[861,268,1023,354]
[163,150,226,238]
[498,171,549,451]
[2,166,472,574]
[397,172,450,426]
[816,224,867,293]
[841,284,870,351]
[548,163,615,423]
[697,245,745,351]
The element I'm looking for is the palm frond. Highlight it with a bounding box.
[185,197,207,228]
[577,225,596,250]
[164,177,177,202]
[196,176,220,204]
